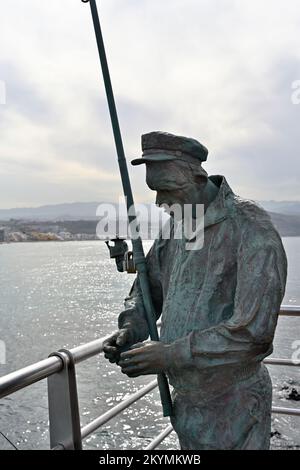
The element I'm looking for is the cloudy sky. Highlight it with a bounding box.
[0,0,300,209]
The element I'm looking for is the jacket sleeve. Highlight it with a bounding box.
[118,239,164,343]
[167,230,288,369]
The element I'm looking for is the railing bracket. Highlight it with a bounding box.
[48,349,82,450]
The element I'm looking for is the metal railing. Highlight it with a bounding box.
[0,306,299,450]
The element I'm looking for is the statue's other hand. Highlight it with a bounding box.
[118,341,171,377]
[103,328,135,364]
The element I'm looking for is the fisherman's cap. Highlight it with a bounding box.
[131,131,209,167]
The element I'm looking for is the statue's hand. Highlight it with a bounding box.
[118,341,171,377]
[103,328,135,364]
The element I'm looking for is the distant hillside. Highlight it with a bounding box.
[1,200,300,221]
[0,202,103,221]
[269,212,300,237]
[260,201,300,216]
[1,201,300,237]
[0,201,161,221]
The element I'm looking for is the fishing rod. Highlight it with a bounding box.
[0,431,18,450]
[82,0,173,417]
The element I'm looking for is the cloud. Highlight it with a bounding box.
[0,0,300,208]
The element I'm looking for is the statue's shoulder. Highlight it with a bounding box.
[230,195,282,247]
[232,195,271,224]
[231,195,287,283]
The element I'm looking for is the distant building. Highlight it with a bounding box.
[0,229,4,242]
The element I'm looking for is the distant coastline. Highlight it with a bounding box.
[0,220,98,243]
[1,211,300,243]
[1,200,300,243]
[0,219,161,244]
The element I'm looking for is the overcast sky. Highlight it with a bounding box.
[0,0,300,209]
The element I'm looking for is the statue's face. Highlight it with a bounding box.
[145,161,204,213]
[146,161,188,190]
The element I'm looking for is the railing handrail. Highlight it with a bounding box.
[0,305,299,450]
[0,332,114,400]
[0,306,299,400]
[278,305,300,316]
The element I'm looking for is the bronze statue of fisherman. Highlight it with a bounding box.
[103,131,287,450]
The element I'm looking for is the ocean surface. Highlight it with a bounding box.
[0,238,299,450]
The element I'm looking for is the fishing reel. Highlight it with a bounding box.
[105,238,136,274]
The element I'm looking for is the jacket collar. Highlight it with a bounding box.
[173,175,235,241]
[204,175,234,228]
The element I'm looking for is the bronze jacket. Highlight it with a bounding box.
[118,175,287,393]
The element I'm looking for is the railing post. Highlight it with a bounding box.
[47,349,82,450]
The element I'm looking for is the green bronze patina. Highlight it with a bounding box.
[103,132,288,450]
